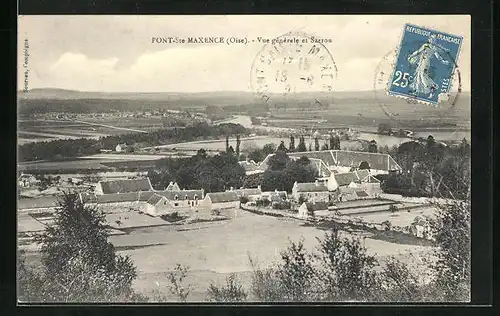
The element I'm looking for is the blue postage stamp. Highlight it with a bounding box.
[388,24,463,106]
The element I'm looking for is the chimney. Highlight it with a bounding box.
[275,189,278,193]
[315,179,319,186]
[230,187,234,191]
[257,185,261,191]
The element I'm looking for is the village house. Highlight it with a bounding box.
[292,180,330,203]
[142,188,204,217]
[143,194,170,217]
[165,181,181,191]
[261,189,288,206]
[18,173,39,188]
[337,187,370,202]
[229,185,263,201]
[297,201,329,219]
[260,150,402,176]
[202,191,240,211]
[115,143,129,153]
[94,178,153,195]
[155,189,204,208]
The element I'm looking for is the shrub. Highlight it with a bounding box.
[166,264,192,302]
[206,274,247,302]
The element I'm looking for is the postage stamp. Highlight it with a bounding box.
[250,31,337,109]
[388,24,463,106]
[373,44,462,128]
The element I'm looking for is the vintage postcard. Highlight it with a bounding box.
[17,15,471,303]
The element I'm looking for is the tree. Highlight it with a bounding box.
[206,274,247,302]
[32,192,137,302]
[429,201,471,301]
[289,135,296,151]
[277,141,288,152]
[236,134,241,158]
[167,264,193,302]
[262,143,277,156]
[378,123,392,134]
[359,161,370,170]
[297,136,307,152]
[314,137,320,151]
[267,151,290,171]
[329,134,340,150]
[368,140,378,153]
[277,239,317,301]
[315,228,380,301]
[389,204,398,214]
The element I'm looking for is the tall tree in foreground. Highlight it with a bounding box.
[31,192,138,302]
[429,200,471,301]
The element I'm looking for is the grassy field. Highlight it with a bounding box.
[18,117,165,144]
[18,206,436,302]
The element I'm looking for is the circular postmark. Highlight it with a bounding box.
[373,43,462,129]
[250,31,338,110]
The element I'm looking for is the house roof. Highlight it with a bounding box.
[355,190,370,197]
[233,188,262,196]
[98,178,152,194]
[354,169,370,181]
[166,182,181,191]
[295,182,329,192]
[206,191,240,203]
[79,193,98,203]
[239,161,261,172]
[156,189,203,200]
[304,202,329,211]
[146,193,165,206]
[260,150,401,172]
[334,172,359,186]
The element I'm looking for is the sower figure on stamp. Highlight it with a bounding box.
[407,34,450,99]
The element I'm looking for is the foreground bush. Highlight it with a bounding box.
[19,192,139,302]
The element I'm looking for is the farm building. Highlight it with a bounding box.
[202,192,240,210]
[337,187,371,202]
[155,189,204,208]
[115,143,129,152]
[298,202,329,219]
[260,150,402,175]
[165,181,181,191]
[143,194,170,216]
[261,189,288,205]
[292,180,330,203]
[230,186,262,201]
[95,178,153,195]
[18,174,39,188]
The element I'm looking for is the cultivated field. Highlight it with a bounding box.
[18,204,436,302]
[17,116,165,144]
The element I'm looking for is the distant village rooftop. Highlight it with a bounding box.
[95,178,153,195]
[260,150,402,172]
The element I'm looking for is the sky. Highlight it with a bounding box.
[18,15,471,93]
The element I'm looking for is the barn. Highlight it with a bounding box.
[143,193,170,217]
[202,192,240,210]
[94,178,153,195]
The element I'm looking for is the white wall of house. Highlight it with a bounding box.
[292,190,330,203]
[297,203,309,218]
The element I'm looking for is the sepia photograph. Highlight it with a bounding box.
[17,15,471,303]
